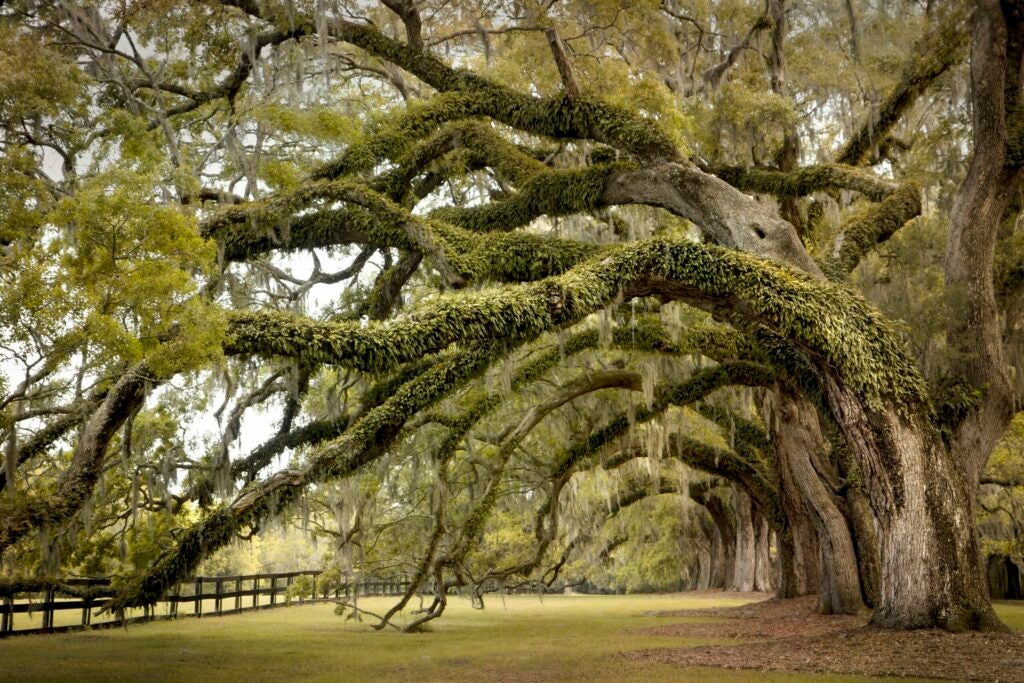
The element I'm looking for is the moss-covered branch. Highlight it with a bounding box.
[225,237,925,414]
[0,578,116,599]
[321,20,682,163]
[709,163,899,202]
[428,162,632,232]
[703,163,921,277]
[670,433,780,528]
[0,361,156,553]
[435,357,774,586]
[836,5,969,165]
[203,179,602,282]
[440,368,650,566]
[365,119,547,199]
[203,179,469,286]
[0,406,93,493]
[114,233,926,608]
[819,183,922,277]
[603,476,682,517]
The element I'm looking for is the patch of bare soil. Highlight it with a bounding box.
[621,595,1024,682]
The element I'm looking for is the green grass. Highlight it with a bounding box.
[1,593,1016,682]
[995,600,1024,630]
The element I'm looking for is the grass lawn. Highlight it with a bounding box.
[1,593,1020,682]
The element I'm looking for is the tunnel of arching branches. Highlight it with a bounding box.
[3,0,1024,636]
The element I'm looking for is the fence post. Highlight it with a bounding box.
[170,582,179,618]
[2,595,12,632]
[253,576,259,608]
[43,587,55,631]
[194,577,202,617]
[215,579,223,615]
[235,578,241,611]
[269,576,277,606]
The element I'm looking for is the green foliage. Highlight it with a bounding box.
[2,0,1006,627]
[285,574,314,603]
[600,497,695,593]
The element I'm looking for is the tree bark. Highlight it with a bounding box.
[730,486,757,592]
[0,362,153,553]
[844,485,881,608]
[701,491,736,589]
[824,381,1002,630]
[695,513,714,590]
[709,523,727,588]
[777,395,863,615]
[766,0,803,232]
[774,412,821,599]
[696,547,712,590]
[753,508,774,592]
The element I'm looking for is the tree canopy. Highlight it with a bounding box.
[2,0,1024,634]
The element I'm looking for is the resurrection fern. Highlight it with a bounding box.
[225,238,927,413]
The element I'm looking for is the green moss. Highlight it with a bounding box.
[0,578,115,599]
[711,163,897,201]
[127,232,929,609]
[224,237,926,414]
[429,162,632,232]
[321,19,682,164]
[695,404,782,528]
[931,374,985,439]
[203,176,604,285]
[310,88,671,183]
[547,361,775,483]
[374,120,547,201]
[819,184,922,278]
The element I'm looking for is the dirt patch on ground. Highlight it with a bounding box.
[621,595,1024,681]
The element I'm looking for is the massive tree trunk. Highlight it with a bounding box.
[774,414,820,599]
[776,395,863,615]
[709,523,727,589]
[766,0,802,232]
[696,547,712,591]
[730,486,757,591]
[825,383,1001,630]
[753,509,774,592]
[943,0,1022,492]
[695,513,714,590]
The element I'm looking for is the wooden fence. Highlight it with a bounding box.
[0,572,562,637]
[0,571,415,638]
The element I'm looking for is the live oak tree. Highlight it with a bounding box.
[1,0,1023,633]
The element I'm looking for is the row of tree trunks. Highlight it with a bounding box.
[690,377,997,630]
[679,0,1008,630]
[691,486,774,593]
